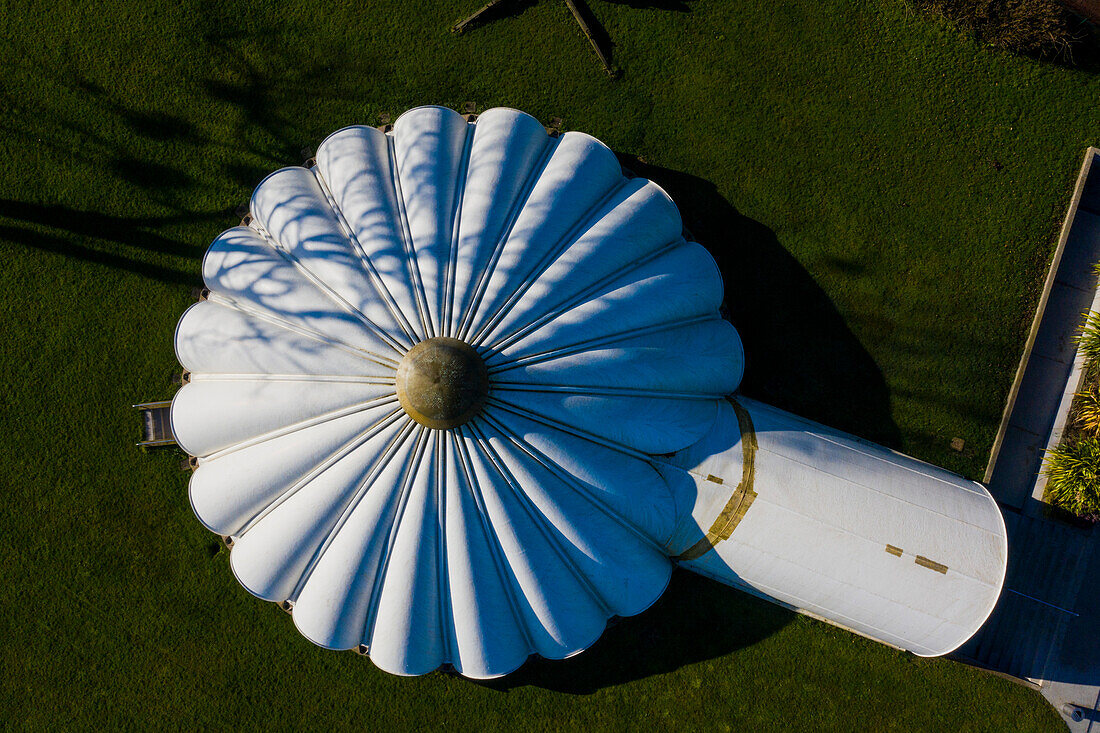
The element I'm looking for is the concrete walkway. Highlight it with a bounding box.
[955,513,1092,683]
[1039,536,1100,732]
[972,148,1100,731]
[986,149,1100,510]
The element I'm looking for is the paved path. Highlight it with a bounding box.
[1039,536,1100,732]
[986,149,1100,510]
[969,149,1100,731]
[955,514,1092,683]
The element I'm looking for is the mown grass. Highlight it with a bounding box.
[1,0,1093,729]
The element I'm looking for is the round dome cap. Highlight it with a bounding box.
[396,337,488,429]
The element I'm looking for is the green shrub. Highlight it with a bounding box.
[1043,437,1100,520]
[911,0,1094,61]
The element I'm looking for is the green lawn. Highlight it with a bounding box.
[1,0,1093,729]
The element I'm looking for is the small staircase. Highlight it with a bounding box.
[134,400,176,448]
[955,512,1093,682]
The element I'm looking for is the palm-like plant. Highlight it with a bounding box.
[1074,388,1100,434]
[1043,266,1100,520]
[1044,437,1100,519]
[1077,310,1100,364]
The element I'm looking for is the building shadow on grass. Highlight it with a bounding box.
[621,156,902,447]
[483,160,901,694]
[478,569,792,694]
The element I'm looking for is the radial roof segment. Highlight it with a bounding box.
[171,106,745,678]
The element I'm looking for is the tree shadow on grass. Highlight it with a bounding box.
[0,27,399,289]
[0,223,198,287]
[197,29,395,180]
[479,570,792,694]
[0,200,210,259]
[0,37,241,286]
[0,40,209,202]
[0,200,222,287]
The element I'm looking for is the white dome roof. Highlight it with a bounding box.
[172,106,745,678]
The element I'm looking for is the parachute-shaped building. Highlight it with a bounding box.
[170,106,1007,678]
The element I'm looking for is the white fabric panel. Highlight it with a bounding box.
[189,408,396,537]
[493,318,744,396]
[292,446,411,650]
[481,182,687,350]
[686,499,986,656]
[493,388,718,455]
[486,407,678,543]
[229,417,410,602]
[448,108,550,338]
[250,166,410,347]
[750,408,1000,537]
[392,106,470,337]
[368,430,446,675]
[172,378,393,457]
[477,420,672,618]
[663,398,1008,657]
[488,243,724,364]
[441,432,530,678]
[175,301,393,378]
[315,125,423,342]
[676,399,1003,539]
[462,132,626,342]
[202,226,398,359]
[462,428,607,659]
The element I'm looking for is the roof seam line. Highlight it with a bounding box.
[469,421,617,619]
[388,133,437,339]
[205,292,401,370]
[199,397,400,462]
[456,132,560,342]
[232,408,407,538]
[442,122,476,339]
[481,236,684,353]
[310,161,419,347]
[469,175,635,347]
[359,426,432,650]
[487,313,715,373]
[479,411,667,553]
[286,417,420,603]
[452,427,539,662]
[248,212,408,355]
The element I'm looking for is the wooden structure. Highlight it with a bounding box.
[452,0,615,76]
[134,401,176,447]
